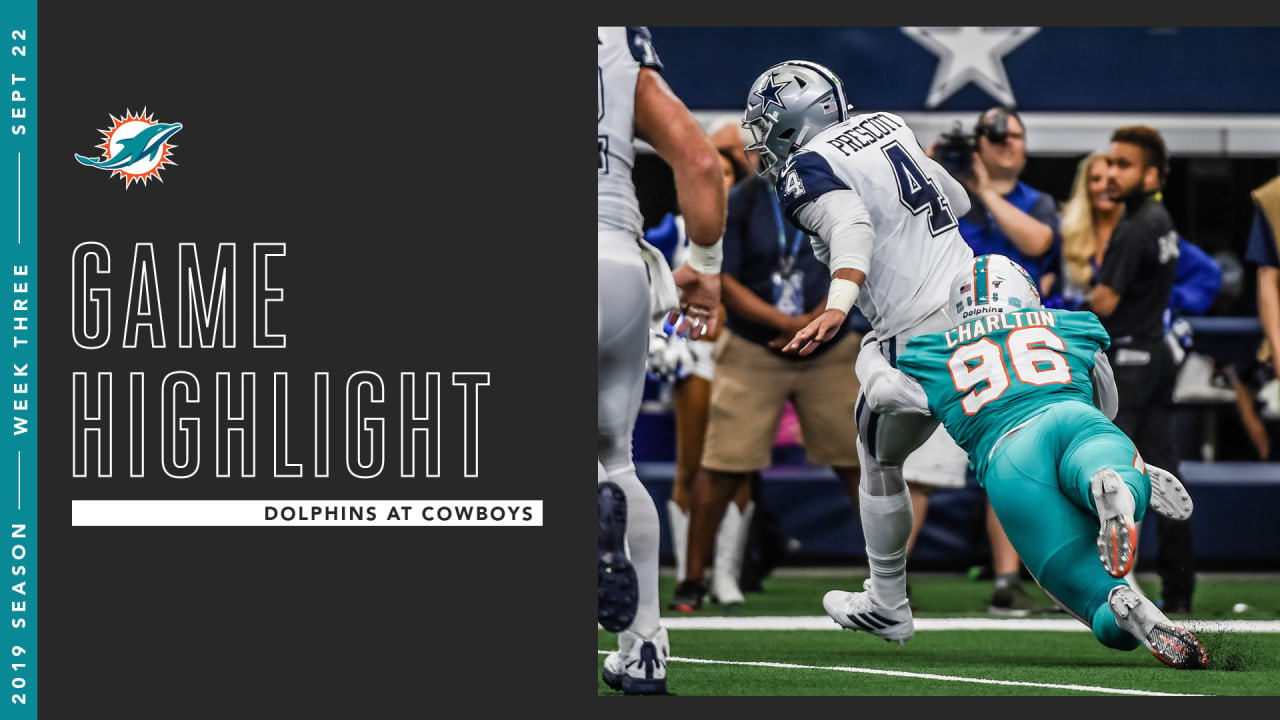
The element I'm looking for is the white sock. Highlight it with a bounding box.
[605,465,661,638]
[859,486,913,608]
[733,502,755,577]
[666,499,690,581]
[713,502,745,575]
[711,502,751,603]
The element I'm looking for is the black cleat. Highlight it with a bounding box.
[598,482,638,632]
[668,579,706,612]
[989,583,1054,617]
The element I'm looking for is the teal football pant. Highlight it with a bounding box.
[982,401,1151,651]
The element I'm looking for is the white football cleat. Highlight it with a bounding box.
[601,627,669,694]
[1091,468,1138,578]
[1108,586,1207,670]
[823,579,914,645]
[1146,464,1194,521]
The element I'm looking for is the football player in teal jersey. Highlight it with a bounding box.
[849,254,1207,670]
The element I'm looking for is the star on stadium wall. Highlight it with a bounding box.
[902,27,1039,109]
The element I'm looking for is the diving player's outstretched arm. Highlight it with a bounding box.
[855,334,931,416]
[635,67,726,340]
[1091,348,1119,421]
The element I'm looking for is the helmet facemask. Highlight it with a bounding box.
[742,112,787,177]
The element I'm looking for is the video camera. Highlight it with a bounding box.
[934,108,1019,180]
[935,121,978,180]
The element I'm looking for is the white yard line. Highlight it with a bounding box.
[595,651,1204,696]
[662,568,1280,581]
[604,616,1280,632]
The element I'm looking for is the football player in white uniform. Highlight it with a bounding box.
[597,26,726,694]
[740,60,976,644]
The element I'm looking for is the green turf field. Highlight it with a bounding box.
[598,573,1280,695]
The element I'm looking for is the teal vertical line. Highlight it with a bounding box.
[2,3,36,718]
[973,254,989,306]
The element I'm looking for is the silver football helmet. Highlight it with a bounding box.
[742,60,851,176]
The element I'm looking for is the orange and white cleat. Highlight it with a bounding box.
[1147,463,1194,521]
[1092,469,1138,578]
[1109,586,1208,670]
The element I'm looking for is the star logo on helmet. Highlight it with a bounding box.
[754,74,790,113]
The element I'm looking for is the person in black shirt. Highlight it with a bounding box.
[1087,125,1194,614]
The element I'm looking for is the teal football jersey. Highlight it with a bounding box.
[895,309,1111,478]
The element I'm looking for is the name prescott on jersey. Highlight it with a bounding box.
[823,113,906,156]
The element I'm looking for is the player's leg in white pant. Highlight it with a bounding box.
[598,251,663,647]
[846,316,953,615]
[599,463,637,632]
[821,428,925,644]
[854,398,939,610]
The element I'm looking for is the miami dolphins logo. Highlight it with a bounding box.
[74,108,181,188]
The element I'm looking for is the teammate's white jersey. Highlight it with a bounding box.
[597,26,663,237]
[776,111,974,339]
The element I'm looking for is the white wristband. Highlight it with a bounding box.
[687,237,723,274]
[826,277,860,315]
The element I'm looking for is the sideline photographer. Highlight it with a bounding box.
[934,107,1061,293]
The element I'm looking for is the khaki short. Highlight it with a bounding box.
[701,329,862,472]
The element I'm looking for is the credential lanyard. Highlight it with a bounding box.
[768,190,805,276]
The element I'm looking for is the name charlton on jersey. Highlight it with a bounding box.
[944,311,1059,349]
[825,113,905,156]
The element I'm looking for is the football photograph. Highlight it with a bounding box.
[598,26,1280,696]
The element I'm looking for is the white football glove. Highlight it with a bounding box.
[647,330,695,383]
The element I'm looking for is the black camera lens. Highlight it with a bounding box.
[976,108,1016,144]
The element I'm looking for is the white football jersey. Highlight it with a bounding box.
[777,111,974,339]
[597,27,663,237]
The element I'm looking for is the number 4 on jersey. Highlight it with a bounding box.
[882,141,957,236]
[782,168,805,198]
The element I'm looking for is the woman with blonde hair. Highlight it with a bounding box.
[1051,151,1123,304]
[1052,151,1221,318]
